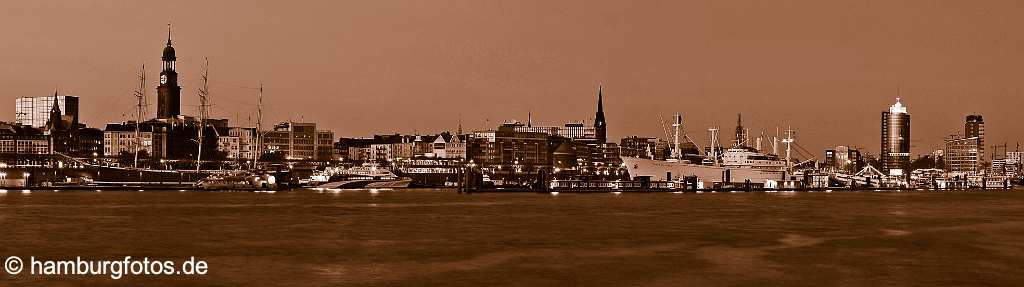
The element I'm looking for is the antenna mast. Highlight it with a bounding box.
[196,58,210,172]
[133,63,147,168]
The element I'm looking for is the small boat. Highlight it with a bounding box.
[196,171,278,190]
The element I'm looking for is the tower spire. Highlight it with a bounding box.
[594,84,607,143]
[166,22,172,46]
[47,88,63,130]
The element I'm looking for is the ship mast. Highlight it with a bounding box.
[253,83,263,169]
[133,63,147,168]
[783,126,795,172]
[671,114,682,159]
[196,58,210,172]
[708,126,719,166]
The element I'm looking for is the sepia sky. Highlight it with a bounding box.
[2,0,1023,156]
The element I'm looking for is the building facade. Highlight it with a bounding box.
[15,95,79,128]
[965,114,984,165]
[102,122,167,159]
[262,122,334,161]
[824,145,863,174]
[944,135,981,175]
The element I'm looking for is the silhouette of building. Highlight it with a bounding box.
[157,24,181,119]
[965,114,984,164]
[881,98,911,176]
[594,85,607,144]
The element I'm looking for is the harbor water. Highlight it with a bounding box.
[2,188,1024,286]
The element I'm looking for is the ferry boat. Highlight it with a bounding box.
[313,163,412,189]
[621,114,794,186]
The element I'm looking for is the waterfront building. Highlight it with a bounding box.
[14,94,79,128]
[1008,151,1023,164]
[103,122,167,159]
[989,159,1007,176]
[881,98,911,176]
[824,145,863,174]
[336,135,444,162]
[551,136,593,177]
[429,133,467,159]
[512,121,596,142]
[334,137,380,162]
[944,134,981,175]
[217,127,256,160]
[0,122,50,156]
[215,127,241,160]
[1006,151,1022,176]
[620,136,660,159]
[470,123,551,176]
[262,122,334,161]
[965,114,984,164]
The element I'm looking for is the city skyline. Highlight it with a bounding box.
[3,1,1024,156]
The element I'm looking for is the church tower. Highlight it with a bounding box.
[594,85,607,144]
[157,23,181,119]
[46,90,64,131]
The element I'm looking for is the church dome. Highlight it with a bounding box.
[162,44,176,61]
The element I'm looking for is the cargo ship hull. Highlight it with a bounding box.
[621,156,783,184]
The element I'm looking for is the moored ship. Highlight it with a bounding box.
[622,114,798,186]
[313,163,412,189]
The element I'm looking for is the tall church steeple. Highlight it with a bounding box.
[157,22,181,119]
[46,89,63,131]
[594,84,607,144]
[735,113,745,147]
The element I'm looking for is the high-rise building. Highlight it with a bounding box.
[965,114,984,163]
[14,94,79,128]
[594,85,607,144]
[157,24,181,119]
[944,135,981,175]
[881,98,911,176]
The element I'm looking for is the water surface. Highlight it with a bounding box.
[2,188,1023,286]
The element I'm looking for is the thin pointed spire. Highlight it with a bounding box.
[594,83,607,143]
[47,88,63,130]
[166,22,172,46]
[51,88,61,114]
[457,113,463,135]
